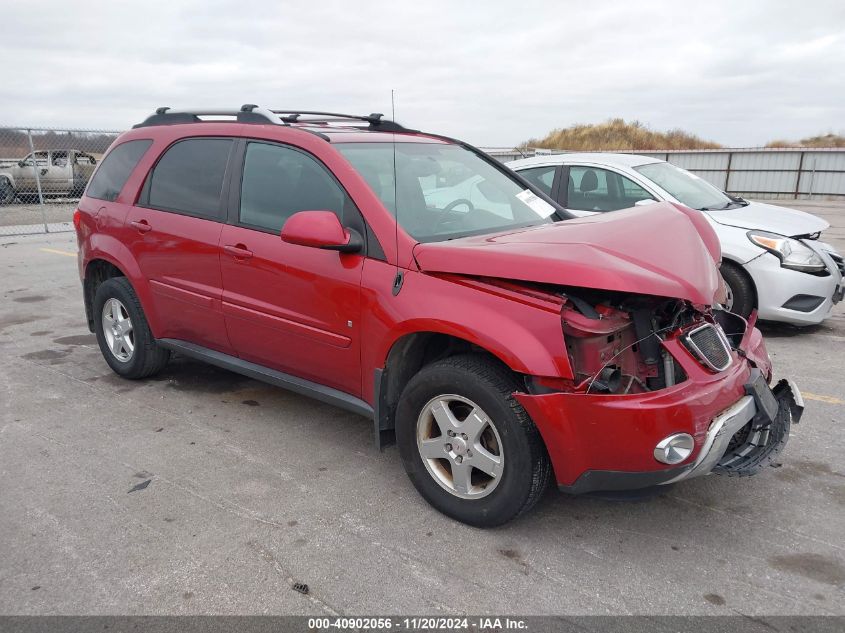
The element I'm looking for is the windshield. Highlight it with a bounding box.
[336,142,559,242]
[635,162,734,210]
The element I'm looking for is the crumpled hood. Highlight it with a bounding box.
[414,202,721,305]
[705,200,829,236]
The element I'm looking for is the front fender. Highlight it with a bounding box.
[360,261,572,405]
[710,220,768,265]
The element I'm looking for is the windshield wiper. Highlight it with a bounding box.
[699,200,743,211]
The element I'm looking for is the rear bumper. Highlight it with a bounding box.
[516,331,797,491]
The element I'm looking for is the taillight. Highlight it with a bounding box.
[73,209,82,230]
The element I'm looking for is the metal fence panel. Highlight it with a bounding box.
[806,151,845,171]
[800,170,845,196]
[730,150,802,170]
[0,126,120,236]
[667,151,731,171]
[729,170,794,194]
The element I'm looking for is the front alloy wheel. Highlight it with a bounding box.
[417,395,504,499]
[396,354,550,527]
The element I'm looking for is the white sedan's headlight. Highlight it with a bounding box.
[747,230,826,273]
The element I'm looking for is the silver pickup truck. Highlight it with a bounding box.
[0,149,99,204]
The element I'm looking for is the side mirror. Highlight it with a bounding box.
[281,210,362,254]
[634,198,658,207]
[18,161,25,168]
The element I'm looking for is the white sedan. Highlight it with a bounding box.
[507,153,844,326]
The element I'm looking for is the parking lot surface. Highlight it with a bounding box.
[1,201,844,615]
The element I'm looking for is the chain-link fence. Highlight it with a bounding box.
[0,127,120,236]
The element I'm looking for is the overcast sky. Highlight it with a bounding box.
[2,0,843,147]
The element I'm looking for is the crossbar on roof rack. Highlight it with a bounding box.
[270,110,415,133]
[133,104,285,128]
[131,105,415,134]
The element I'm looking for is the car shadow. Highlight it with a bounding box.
[757,320,824,338]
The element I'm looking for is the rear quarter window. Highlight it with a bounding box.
[86,139,152,202]
[145,138,233,220]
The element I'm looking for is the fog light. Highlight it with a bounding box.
[654,433,694,465]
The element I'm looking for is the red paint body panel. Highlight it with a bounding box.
[75,119,782,493]
[515,336,766,485]
[219,224,363,395]
[414,202,721,305]
[124,207,233,354]
[359,259,575,402]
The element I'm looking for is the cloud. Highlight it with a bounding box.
[1,0,843,147]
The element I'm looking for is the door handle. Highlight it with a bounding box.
[130,220,152,233]
[224,244,253,259]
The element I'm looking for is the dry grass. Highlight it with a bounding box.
[521,118,722,151]
[766,133,845,148]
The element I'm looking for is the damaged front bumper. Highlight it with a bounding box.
[516,326,804,494]
[666,372,803,484]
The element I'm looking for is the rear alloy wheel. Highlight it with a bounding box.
[720,261,755,318]
[102,298,135,362]
[93,277,170,379]
[396,354,550,527]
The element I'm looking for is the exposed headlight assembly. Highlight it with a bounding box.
[747,230,826,273]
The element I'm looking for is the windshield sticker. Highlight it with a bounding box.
[516,189,556,218]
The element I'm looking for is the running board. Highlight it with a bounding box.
[157,339,374,419]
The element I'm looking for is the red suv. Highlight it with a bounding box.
[74,105,803,526]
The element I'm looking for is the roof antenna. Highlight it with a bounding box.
[391,89,403,296]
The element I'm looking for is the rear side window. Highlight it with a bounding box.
[239,142,345,233]
[86,139,152,202]
[147,138,233,219]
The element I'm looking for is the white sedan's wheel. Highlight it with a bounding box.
[723,277,735,312]
[720,262,755,318]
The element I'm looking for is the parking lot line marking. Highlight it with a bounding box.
[802,392,844,405]
[39,247,76,257]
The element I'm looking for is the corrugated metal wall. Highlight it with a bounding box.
[482,148,845,200]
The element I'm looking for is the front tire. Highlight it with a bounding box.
[396,354,551,527]
[720,261,755,318]
[93,277,170,379]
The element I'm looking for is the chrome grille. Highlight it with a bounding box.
[683,323,732,372]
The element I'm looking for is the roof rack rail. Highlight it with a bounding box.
[270,110,415,133]
[133,104,285,128]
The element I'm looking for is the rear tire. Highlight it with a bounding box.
[0,179,14,205]
[395,354,551,527]
[720,261,755,318]
[93,277,170,379]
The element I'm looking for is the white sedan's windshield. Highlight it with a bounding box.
[336,142,559,242]
[635,162,733,210]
